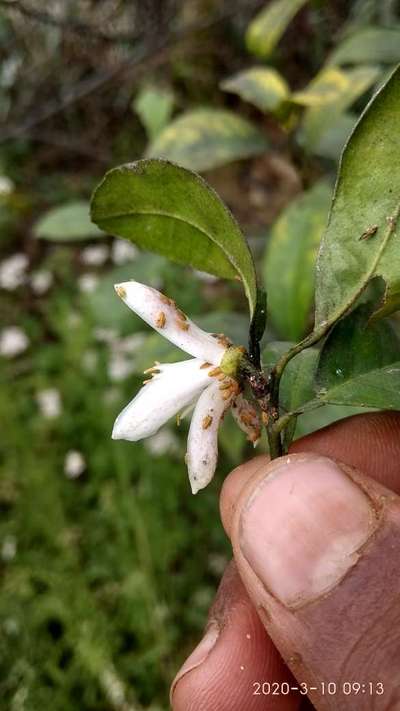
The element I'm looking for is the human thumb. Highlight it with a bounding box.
[228,452,400,710]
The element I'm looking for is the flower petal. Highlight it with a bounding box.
[114,280,227,364]
[231,393,261,446]
[112,358,212,441]
[186,379,234,494]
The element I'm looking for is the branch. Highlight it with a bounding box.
[1,0,265,143]
[0,0,143,43]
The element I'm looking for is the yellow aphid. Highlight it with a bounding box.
[115,285,126,299]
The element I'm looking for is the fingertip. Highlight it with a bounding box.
[220,455,269,537]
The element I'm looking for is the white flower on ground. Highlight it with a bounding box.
[81,244,109,266]
[0,175,14,196]
[78,273,99,293]
[36,388,61,419]
[0,326,29,357]
[111,239,138,265]
[112,281,261,494]
[144,429,181,457]
[0,253,28,290]
[1,535,17,562]
[31,269,53,295]
[64,450,85,479]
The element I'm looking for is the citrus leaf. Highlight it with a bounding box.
[327,26,400,67]
[263,182,332,340]
[133,86,174,141]
[145,109,268,172]
[91,159,258,315]
[34,201,102,241]
[315,65,400,327]
[221,67,290,113]
[298,65,380,153]
[316,306,400,408]
[308,112,356,160]
[246,0,309,58]
[292,65,380,107]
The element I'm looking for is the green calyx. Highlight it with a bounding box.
[220,345,246,378]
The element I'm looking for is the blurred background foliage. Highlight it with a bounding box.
[1,0,400,708]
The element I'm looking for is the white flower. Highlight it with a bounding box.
[0,326,29,357]
[144,429,181,457]
[0,253,28,290]
[64,450,85,479]
[112,281,261,494]
[1,535,17,562]
[78,273,99,293]
[36,388,61,418]
[0,175,14,196]
[111,239,138,265]
[81,244,109,266]
[31,269,53,295]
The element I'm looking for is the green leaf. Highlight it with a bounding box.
[145,109,268,172]
[296,65,380,153]
[314,66,400,327]
[308,112,356,160]
[91,159,258,315]
[34,201,102,241]
[221,67,290,113]
[294,403,372,439]
[133,86,174,141]
[263,182,332,340]
[263,341,319,413]
[316,306,400,408]
[328,27,400,67]
[246,0,309,58]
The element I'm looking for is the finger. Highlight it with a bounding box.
[230,452,400,710]
[171,561,301,711]
[290,411,400,493]
[221,411,400,536]
[173,412,400,710]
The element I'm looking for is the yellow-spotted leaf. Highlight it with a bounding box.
[246,0,309,58]
[91,159,258,315]
[298,65,381,152]
[292,65,380,107]
[145,109,268,172]
[221,67,290,113]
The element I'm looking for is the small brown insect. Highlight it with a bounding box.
[176,319,189,331]
[202,415,213,430]
[359,224,378,241]
[155,312,166,328]
[200,361,212,369]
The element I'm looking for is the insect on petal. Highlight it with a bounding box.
[231,393,261,446]
[114,280,227,365]
[112,358,211,441]
[186,379,235,494]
